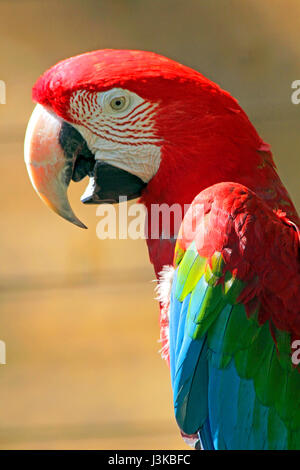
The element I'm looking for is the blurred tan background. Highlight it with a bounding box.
[0,0,299,449]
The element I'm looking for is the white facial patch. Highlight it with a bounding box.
[69,88,162,182]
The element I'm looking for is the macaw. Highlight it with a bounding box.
[24,50,300,450]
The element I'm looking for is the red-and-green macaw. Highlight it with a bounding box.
[24,50,300,450]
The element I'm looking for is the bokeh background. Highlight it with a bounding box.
[0,0,299,449]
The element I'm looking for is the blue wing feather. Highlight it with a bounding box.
[169,268,211,438]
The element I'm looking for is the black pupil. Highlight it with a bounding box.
[115,99,122,107]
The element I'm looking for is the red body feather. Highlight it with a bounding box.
[177,183,300,337]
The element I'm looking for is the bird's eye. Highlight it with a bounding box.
[110,96,128,111]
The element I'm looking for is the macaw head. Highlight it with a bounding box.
[25,49,267,228]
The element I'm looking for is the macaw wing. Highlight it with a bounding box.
[168,183,300,450]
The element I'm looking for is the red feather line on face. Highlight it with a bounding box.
[68,88,160,146]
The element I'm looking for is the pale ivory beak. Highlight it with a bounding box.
[24,104,87,229]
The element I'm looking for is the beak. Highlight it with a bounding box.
[25,104,147,229]
[24,104,87,228]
